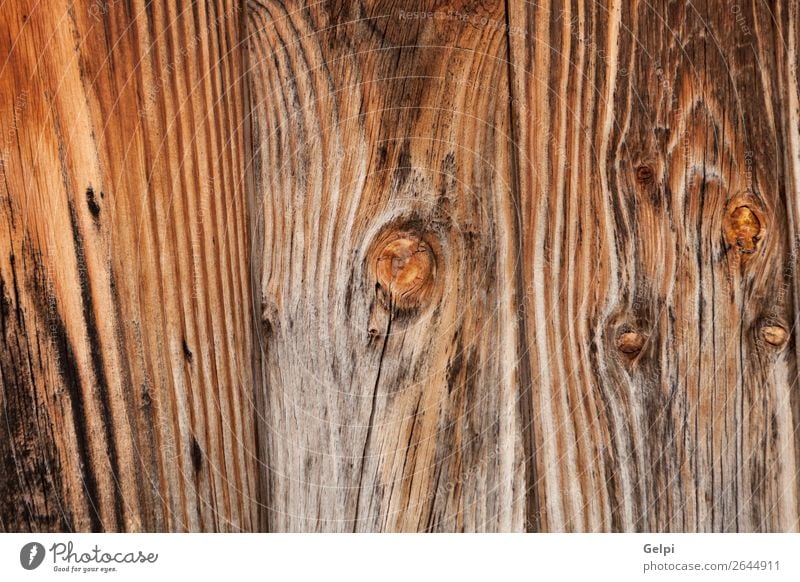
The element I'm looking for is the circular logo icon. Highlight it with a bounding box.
[19,542,46,570]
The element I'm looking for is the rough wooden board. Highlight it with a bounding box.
[250,0,800,532]
[3,0,800,533]
[247,0,526,531]
[506,0,800,532]
[0,0,258,531]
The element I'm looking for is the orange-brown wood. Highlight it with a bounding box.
[4,0,800,533]
[0,0,258,531]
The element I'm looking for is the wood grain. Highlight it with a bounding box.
[247,0,525,531]
[0,0,258,531]
[249,0,800,532]
[506,0,800,532]
[4,0,800,533]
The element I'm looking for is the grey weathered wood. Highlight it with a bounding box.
[247,0,525,531]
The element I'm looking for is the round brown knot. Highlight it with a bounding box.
[728,206,761,253]
[762,325,788,348]
[635,164,654,184]
[616,331,646,355]
[375,232,435,310]
[723,195,766,256]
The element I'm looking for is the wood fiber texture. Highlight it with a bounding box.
[505,0,800,533]
[248,0,525,532]
[0,0,258,531]
[3,0,800,532]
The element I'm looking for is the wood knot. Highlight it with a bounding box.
[723,197,765,255]
[729,206,761,253]
[375,233,435,310]
[635,164,654,184]
[368,226,440,312]
[762,325,788,348]
[616,331,646,355]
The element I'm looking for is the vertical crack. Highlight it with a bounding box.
[353,293,394,531]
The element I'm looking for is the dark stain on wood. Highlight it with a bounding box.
[191,437,203,472]
[182,338,194,363]
[67,200,125,528]
[86,187,101,222]
[35,255,104,532]
[0,249,71,532]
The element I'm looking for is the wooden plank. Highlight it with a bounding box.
[0,0,259,531]
[3,0,799,534]
[507,0,800,531]
[247,0,526,531]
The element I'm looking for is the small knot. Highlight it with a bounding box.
[375,233,435,310]
[730,206,761,253]
[762,325,788,348]
[723,199,764,255]
[635,164,654,184]
[616,331,646,355]
[368,222,441,313]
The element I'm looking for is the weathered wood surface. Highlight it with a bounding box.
[505,0,800,533]
[0,0,258,531]
[249,0,800,532]
[248,0,524,532]
[3,0,800,532]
